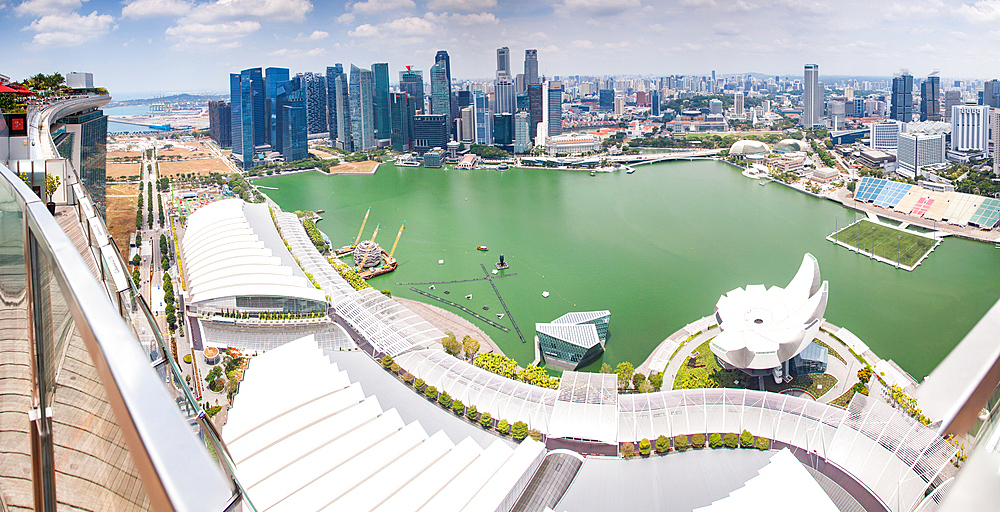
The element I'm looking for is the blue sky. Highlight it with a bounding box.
[1,0,999,95]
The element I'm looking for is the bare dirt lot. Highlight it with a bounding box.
[158,159,231,177]
[107,163,142,181]
[108,151,143,159]
[328,160,379,174]
[158,145,212,159]
[106,183,139,262]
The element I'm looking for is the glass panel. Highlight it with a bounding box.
[0,176,33,510]
[33,241,152,510]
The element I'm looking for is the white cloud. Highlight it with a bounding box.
[304,46,325,56]
[347,0,413,14]
[958,0,1000,22]
[337,12,354,23]
[348,23,380,37]
[571,39,593,48]
[553,0,640,17]
[382,15,435,35]
[294,29,327,41]
[426,0,496,11]
[122,0,191,18]
[165,19,259,48]
[25,10,116,46]
[269,46,323,56]
[713,21,740,35]
[425,11,496,25]
[182,0,313,23]
[14,0,80,16]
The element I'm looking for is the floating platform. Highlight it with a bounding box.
[356,249,397,279]
[335,245,356,256]
[495,262,509,270]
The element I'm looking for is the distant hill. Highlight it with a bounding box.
[108,93,227,107]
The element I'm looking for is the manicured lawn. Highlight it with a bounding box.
[812,339,846,365]
[831,220,936,268]
[764,372,838,399]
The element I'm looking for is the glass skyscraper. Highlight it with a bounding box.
[546,80,563,137]
[372,63,391,143]
[921,75,941,121]
[527,83,543,141]
[300,72,327,135]
[265,67,289,149]
[891,73,914,122]
[282,83,308,162]
[474,92,493,144]
[524,49,539,85]
[326,64,344,143]
[400,68,424,114]
[209,100,231,148]
[349,64,375,151]
[429,60,451,141]
[390,92,415,152]
[230,67,263,168]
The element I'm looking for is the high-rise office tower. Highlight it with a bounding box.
[413,114,449,153]
[944,90,963,121]
[461,106,474,142]
[435,50,454,136]
[524,49,539,85]
[710,98,723,115]
[493,113,513,146]
[650,89,660,116]
[711,70,716,93]
[265,67,290,148]
[497,46,511,79]
[897,132,945,178]
[920,76,941,121]
[390,92,415,152]
[545,80,563,137]
[430,60,451,141]
[326,64,344,142]
[299,72,328,135]
[890,72,914,122]
[983,80,1000,108]
[515,74,525,94]
[735,91,745,118]
[282,81,307,162]
[514,111,531,154]
[231,67,264,168]
[951,105,990,152]
[208,100,231,148]
[434,50,451,85]
[802,64,821,127]
[993,111,1000,175]
[333,68,352,151]
[400,68,424,114]
[473,92,493,144]
[599,90,614,111]
[349,64,376,151]
[495,76,516,140]
[527,83,543,141]
[372,63,391,143]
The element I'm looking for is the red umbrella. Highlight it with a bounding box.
[0,84,33,95]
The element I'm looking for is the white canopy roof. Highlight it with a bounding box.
[182,199,325,306]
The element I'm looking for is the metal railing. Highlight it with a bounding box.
[0,98,250,511]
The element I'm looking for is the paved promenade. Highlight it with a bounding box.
[396,297,505,357]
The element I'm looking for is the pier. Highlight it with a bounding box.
[395,273,517,286]
[409,288,510,332]
[481,264,526,344]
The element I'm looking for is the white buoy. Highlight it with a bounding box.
[497,313,504,320]
[542,291,550,298]
[438,259,444,264]
[491,269,498,275]
[465,294,472,300]
[429,285,435,290]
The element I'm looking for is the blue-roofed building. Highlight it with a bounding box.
[536,310,610,370]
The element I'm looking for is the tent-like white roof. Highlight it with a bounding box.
[182,199,325,306]
[710,253,828,369]
[548,372,619,444]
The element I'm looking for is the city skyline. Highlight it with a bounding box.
[5,0,1000,94]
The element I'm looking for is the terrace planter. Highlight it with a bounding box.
[46,202,56,215]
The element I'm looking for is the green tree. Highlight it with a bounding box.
[600,363,612,374]
[655,435,670,453]
[462,335,480,361]
[381,354,394,368]
[131,268,140,287]
[424,385,438,400]
[615,361,635,390]
[131,254,141,266]
[692,433,705,448]
[621,442,635,457]
[496,419,510,435]
[441,331,461,356]
[632,372,646,390]
[724,433,738,448]
[511,421,528,440]
[161,255,170,271]
[675,435,689,451]
[466,404,478,420]
[638,438,651,455]
[709,433,723,448]
[147,210,153,228]
[438,390,452,407]
[757,437,770,450]
[414,378,426,391]
[135,233,142,247]
[740,430,754,448]
[479,412,492,428]
[451,399,465,415]
[380,289,392,298]
[649,371,663,390]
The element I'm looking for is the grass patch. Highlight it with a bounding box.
[673,339,722,389]
[831,220,936,268]
[812,339,846,365]
[158,159,231,176]
[764,373,837,399]
[829,387,857,408]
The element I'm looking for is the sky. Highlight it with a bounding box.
[2,0,1000,96]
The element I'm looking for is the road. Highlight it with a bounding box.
[203,139,241,175]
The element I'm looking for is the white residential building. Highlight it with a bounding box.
[897,132,946,179]
[951,105,990,152]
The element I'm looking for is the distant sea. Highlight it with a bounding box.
[104,105,167,134]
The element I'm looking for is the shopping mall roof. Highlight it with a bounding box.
[181,198,325,306]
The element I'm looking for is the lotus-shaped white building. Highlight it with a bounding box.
[710,254,829,375]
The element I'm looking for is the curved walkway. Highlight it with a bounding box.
[395,297,505,357]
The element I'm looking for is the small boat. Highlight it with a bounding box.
[429,285,435,290]
[542,291,550,298]
[477,246,488,251]
[465,294,473,300]
[497,163,509,171]
[482,306,489,311]
[438,259,444,264]
[590,172,596,176]
[444,290,450,294]
[627,169,635,174]
[317,209,326,213]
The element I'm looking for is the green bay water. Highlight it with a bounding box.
[257,161,1000,378]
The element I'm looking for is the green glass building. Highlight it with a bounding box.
[536,311,610,370]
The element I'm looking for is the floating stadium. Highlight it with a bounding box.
[853,176,1000,229]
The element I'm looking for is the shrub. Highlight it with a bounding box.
[381,355,393,368]
[390,362,400,373]
[479,412,492,428]
[496,419,510,435]
[414,378,426,391]
[621,442,635,458]
[724,433,738,449]
[756,437,770,450]
[401,372,414,384]
[639,438,651,456]
[675,434,689,451]
[740,430,753,448]
[655,435,670,454]
[205,405,222,418]
[182,354,191,364]
[452,399,465,415]
[466,405,478,421]
[709,433,723,448]
[424,385,438,400]
[438,390,452,407]
[528,429,542,442]
[692,433,706,448]
[511,421,529,440]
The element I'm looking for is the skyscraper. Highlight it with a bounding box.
[390,92,415,152]
[300,72,327,135]
[372,63,391,143]
[265,67,290,148]
[333,67,352,151]
[349,64,376,151]
[231,67,264,168]
[545,80,563,137]
[473,92,493,144]
[400,68,424,114]
[802,64,821,127]
[493,113,513,146]
[326,64,344,142]
[650,89,660,117]
[920,76,941,122]
[514,111,531,154]
[435,50,454,137]
[944,90,963,121]
[430,60,451,142]
[495,76,516,140]
[413,114,449,153]
[434,50,452,85]
[208,100,231,148]
[599,90,614,111]
[282,81,307,162]
[527,83,543,141]
[497,46,511,79]
[734,91,745,119]
[890,72,914,122]
[951,105,990,152]
[982,80,1000,108]
[524,49,539,85]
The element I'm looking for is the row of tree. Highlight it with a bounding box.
[599,361,664,392]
